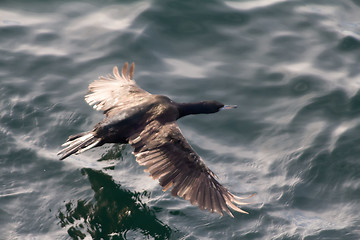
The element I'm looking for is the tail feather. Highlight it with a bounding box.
[58,132,102,160]
[67,132,89,141]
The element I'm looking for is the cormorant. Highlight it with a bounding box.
[58,62,251,217]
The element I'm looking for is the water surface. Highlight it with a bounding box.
[1,0,360,239]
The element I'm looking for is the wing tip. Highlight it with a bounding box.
[121,62,135,80]
[113,62,135,80]
[113,66,121,79]
[129,62,135,80]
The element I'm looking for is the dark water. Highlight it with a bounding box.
[1,0,360,239]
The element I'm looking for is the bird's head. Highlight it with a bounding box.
[176,100,237,118]
[200,100,237,113]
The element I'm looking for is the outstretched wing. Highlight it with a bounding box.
[85,62,151,116]
[129,120,250,217]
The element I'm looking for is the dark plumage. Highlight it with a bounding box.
[58,62,251,217]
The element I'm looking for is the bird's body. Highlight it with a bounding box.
[58,62,250,217]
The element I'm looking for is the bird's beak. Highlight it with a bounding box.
[220,105,237,110]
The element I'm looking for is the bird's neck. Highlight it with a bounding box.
[176,102,208,119]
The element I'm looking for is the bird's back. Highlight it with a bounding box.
[93,95,178,143]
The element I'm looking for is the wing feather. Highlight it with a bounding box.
[129,62,135,80]
[121,62,128,79]
[129,120,250,216]
[198,182,206,210]
[204,180,212,212]
[84,62,151,116]
[190,180,201,205]
[215,190,230,216]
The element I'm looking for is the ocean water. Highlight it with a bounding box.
[1,0,360,239]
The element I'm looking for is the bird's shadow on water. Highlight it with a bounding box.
[57,146,173,240]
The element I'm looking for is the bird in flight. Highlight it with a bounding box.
[58,62,251,217]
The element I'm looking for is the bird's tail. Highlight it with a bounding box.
[57,132,102,160]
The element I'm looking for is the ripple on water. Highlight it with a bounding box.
[1,0,360,239]
[315,49,344,71]
[337,35,360,52]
